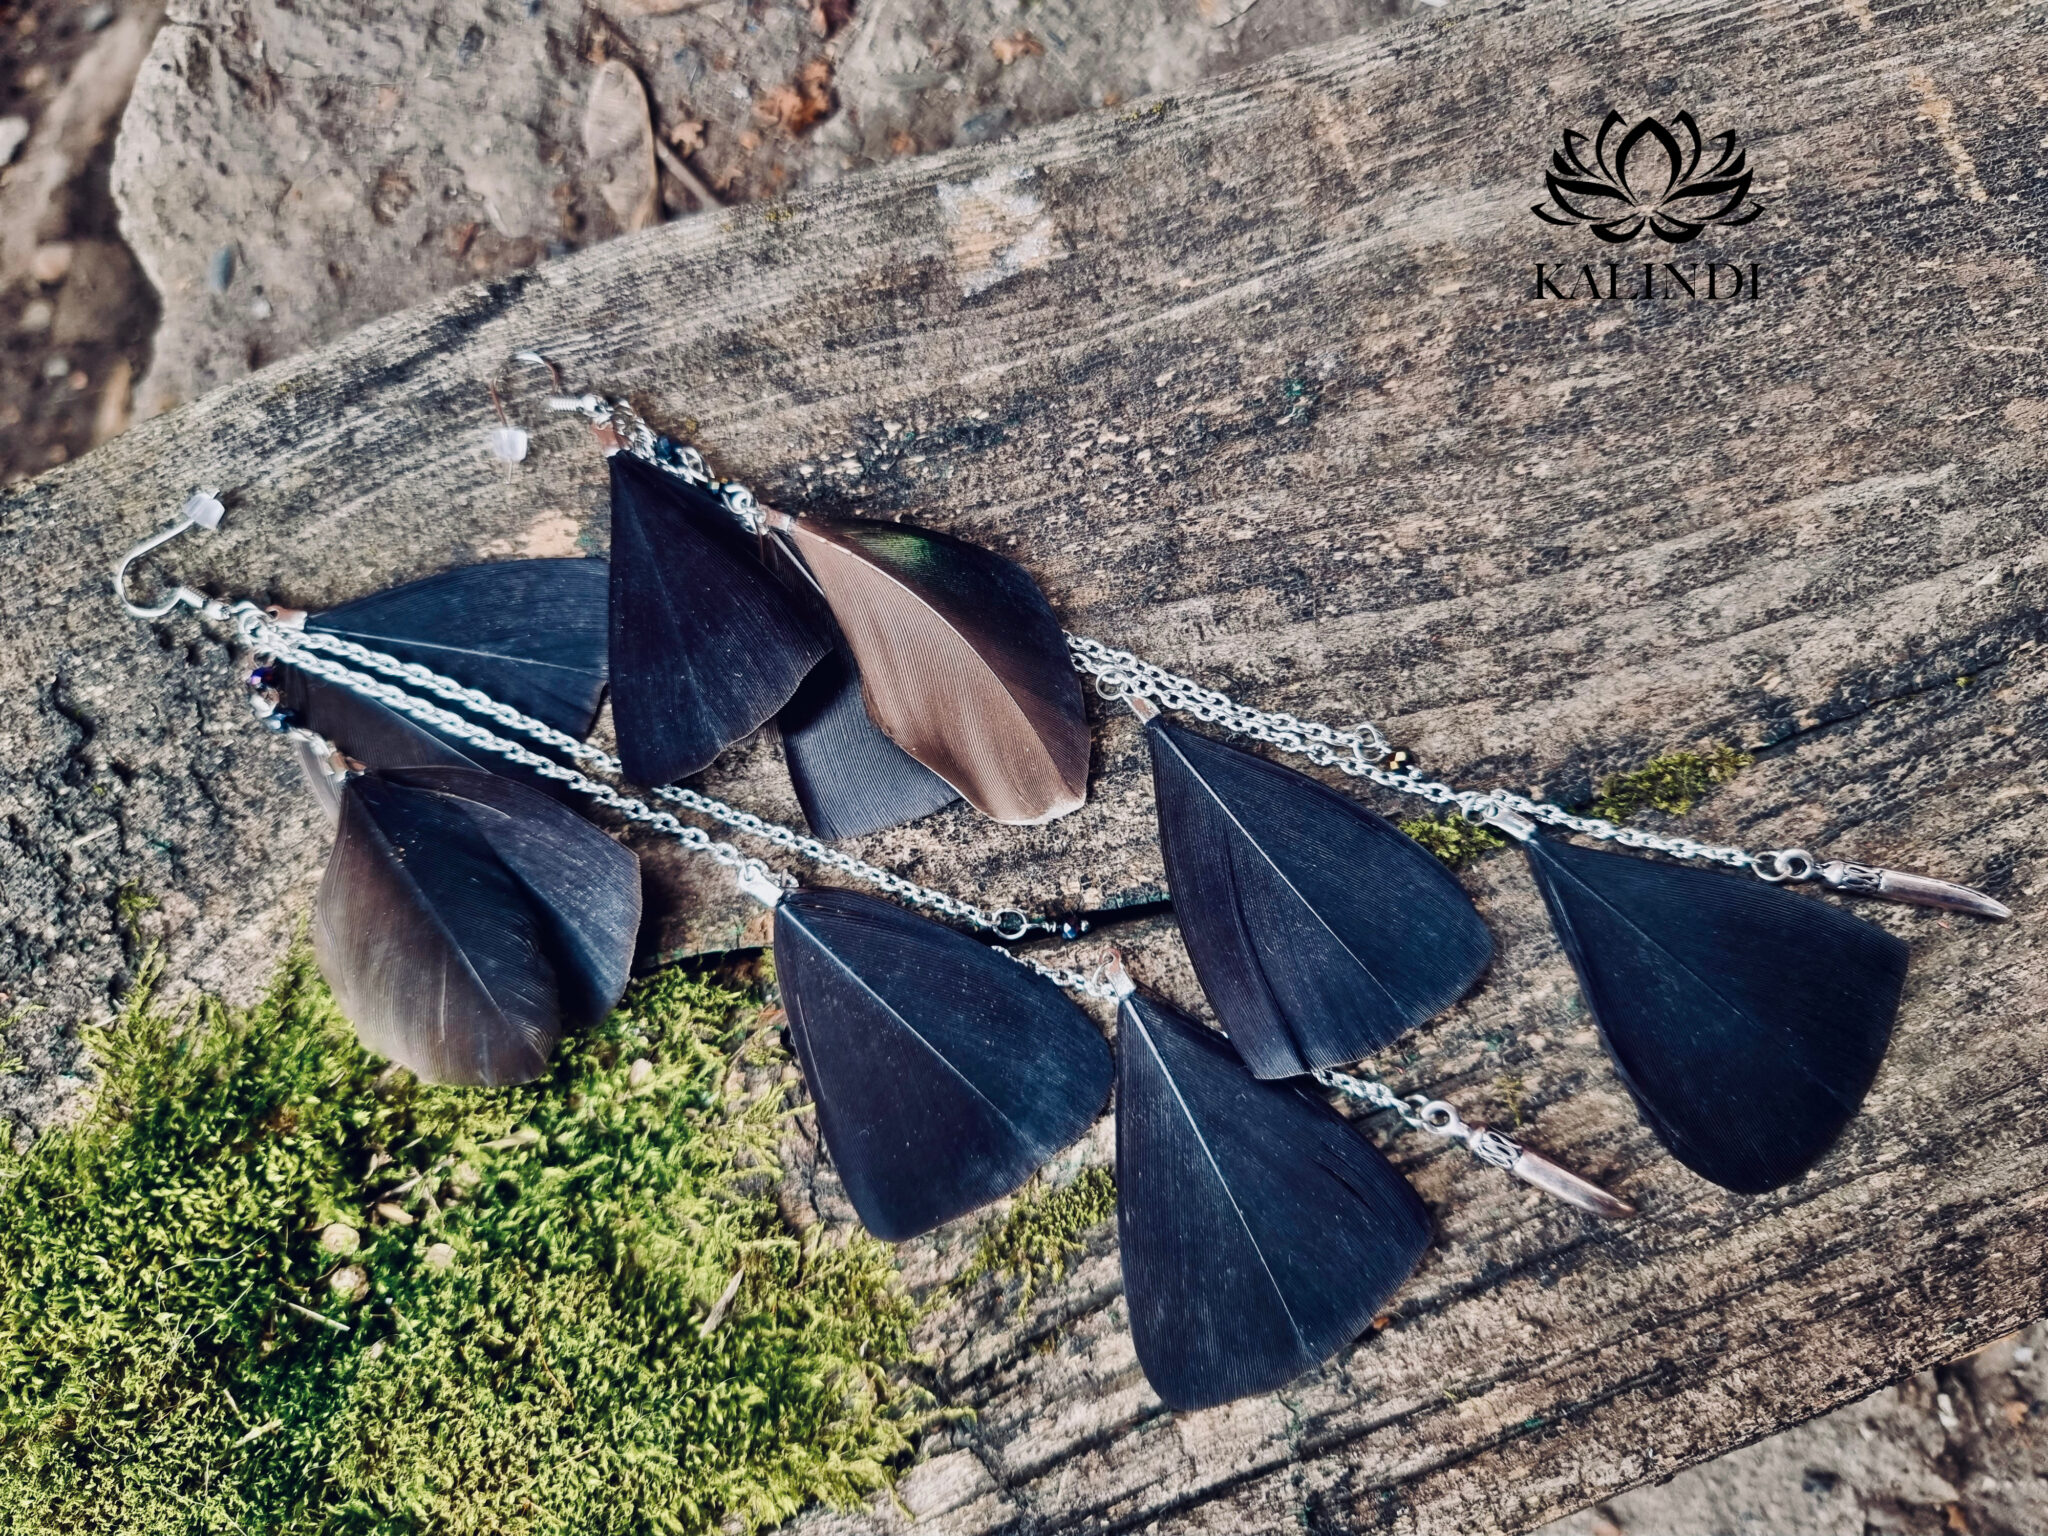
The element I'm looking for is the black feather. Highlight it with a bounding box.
[1116,988,1431,1411]
[378,766,640,1027]
[608,452,828,784]
[307,558,609,736]
[271,663,588,808]
[316,771,563,1086]
[1147,719,1493,1079]
[1523,835,1907,1193]
[773,887,1112,1240]
[770,553,959,838]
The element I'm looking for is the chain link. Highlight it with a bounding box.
[1313,1067,1522,1169]
[247,617,1060,938]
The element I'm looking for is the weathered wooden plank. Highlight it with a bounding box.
[2,1,2045,1530]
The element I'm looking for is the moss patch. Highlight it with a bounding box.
[1587,745,1753,823]
[0,950,921,1535]
[1398,814,1509,870]
[954,1167,1115,1313]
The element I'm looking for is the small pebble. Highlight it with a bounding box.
[424,1242,457,1273]
[28,242,71,284]
[42,355,70,379]
[248,295,271,320]
[81,2,114,31]
[67,370,88,391]
[2015,1345,2035,1366]
[206,245,235,292]
[319,1221,361,1256]
[329,1264,370,1302]
[0,116,28,167]
[19,299,53,331]
[487,424,528,463]
[629,1056,654,1088]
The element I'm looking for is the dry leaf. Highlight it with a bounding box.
[757,57,835,135]
[810,0,854,37]
[666,117,707,155]
[583,60,660,231]
[990,30,1043,65]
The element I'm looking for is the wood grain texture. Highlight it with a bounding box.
[3,1,2045,1530]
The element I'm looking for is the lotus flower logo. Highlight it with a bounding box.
[1533,111,1762,243]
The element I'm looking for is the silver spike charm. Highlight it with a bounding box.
[1814,859,2012,921]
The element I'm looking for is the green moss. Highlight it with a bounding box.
[1397,815,1507,870]
[1400,744,1753,870]
[954,1167,1115,1313]
[0,950,922,1535]
[1587,745,1753,823]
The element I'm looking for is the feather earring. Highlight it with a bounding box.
[772,885,1112,1239]
[313,765,641,1087]
[767,511,1090,826]
[1496,816,1908,1192]
[607,451,828,784]
[1140,704,1492,1079]
[1110,968,1431,1410]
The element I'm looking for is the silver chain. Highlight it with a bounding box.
[1065,635,1764,873]
[1313,1067,1526,1171]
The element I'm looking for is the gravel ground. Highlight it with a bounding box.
[4,2,2044,1530]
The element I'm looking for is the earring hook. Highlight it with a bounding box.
[114,490,225,619]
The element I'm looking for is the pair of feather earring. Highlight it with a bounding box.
[234,549,1483,1410]
[594,434,1989,1200]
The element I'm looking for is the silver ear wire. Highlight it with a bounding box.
[486,383,529,463]
[114,490,226,618]
[486,353,572,463]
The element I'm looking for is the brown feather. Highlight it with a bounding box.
[773,512,1089,824]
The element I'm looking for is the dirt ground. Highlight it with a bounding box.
[4,2,2046,1531]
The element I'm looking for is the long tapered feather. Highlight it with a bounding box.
[772,513,1089,825]
[308,558,610,736]
[773,887,1112,1239]
[377,766,640,1026]
[1116,988,1431,1411]
[1523,836,1907,1193]
[315,772,564,1086]
[767,544,959,838]
[1146,719,1493,1079]
[271,663,587,808]
[608,453,827,784]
